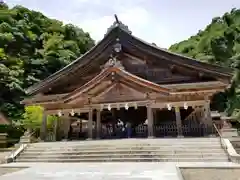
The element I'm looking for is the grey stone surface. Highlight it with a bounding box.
[15,138,228,163]
[180,167,240,180]
[0,167,27,176]
[0,162,239,180]
[1,162,177,180]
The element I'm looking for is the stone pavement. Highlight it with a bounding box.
[0,151,11,164]
[0,162,239,180]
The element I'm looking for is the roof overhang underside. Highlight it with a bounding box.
[22,66,229,108]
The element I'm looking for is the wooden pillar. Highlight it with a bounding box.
[153,109,157,123]
[53,119,58,141]
[63,115,71,140]
[88,108,93,139]
[204,101,212,126]
[96,109,101,139]
[40,112,47,141]
[175,106,183,137]
[147,104,154,138]
[80,119,82,133]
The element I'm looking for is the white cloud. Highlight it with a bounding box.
[7,0,173,47]
[7,0,240,48]
[6,0,188,48]
[78,6,151,41]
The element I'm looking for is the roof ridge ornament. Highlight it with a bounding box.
[103,56,125,70]
[114,14,120,25]
[105,14,132,36]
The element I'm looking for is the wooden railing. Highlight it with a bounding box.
[213,123,231,161]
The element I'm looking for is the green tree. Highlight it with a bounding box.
[169,8,240,117]
[22,105,57,131]
[0,2,95,121]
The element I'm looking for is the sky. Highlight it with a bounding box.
[5,0,240,48]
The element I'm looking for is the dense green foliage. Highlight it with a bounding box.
[0,124,25,147]
[22,105,57,131]
[0,3,94,121]
[1,2,240,123]
[169,8,240,119]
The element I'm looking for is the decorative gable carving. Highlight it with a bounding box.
[92,83,148,103]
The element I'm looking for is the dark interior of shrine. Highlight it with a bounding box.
[72,106,195,127]
[66,105,206,139]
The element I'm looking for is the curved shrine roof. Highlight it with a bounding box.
[26,22,233,95]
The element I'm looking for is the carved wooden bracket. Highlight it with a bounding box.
[103,57,125,70]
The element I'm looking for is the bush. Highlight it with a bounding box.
[0,124,25,147]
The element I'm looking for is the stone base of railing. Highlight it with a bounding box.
[19,136,32,144]
[221,128,238,138]
[5,144,28,163]
[177,135,184,138]
[147,136,155,139]
[222,139,240,163]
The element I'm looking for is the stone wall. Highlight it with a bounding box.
[0,133,7,148]
[180,167,240,180]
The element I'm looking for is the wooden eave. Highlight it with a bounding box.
[63,66,171,103]
[26,28,119,95]
[119,29,233,81]
[21,93,68,105]
[162,81,228,92]
[23,67,229,106]
[25,25,233,96]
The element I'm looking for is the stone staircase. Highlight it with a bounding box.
[15,138,229,162]
[230,139,240,154]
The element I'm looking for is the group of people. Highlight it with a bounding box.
[103,119,132,138]
[68,118,149,139]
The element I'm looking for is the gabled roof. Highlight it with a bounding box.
[26,19,233,95]
[22,61,229,106]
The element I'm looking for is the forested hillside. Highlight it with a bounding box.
[1,2,240,122]
[0,2,95,120]
[170,8,240,118]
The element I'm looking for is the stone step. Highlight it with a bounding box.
[24,147,223,153]
[27,144,223,149]
[28,144,221,149]
[21,149,225,155]
[15,138,228,163]
[30,141,221,146]
[29,139,221,146]
[15,157,229,163]
[17,153,226,159]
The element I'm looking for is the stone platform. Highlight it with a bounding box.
[0,162,239,180]
[15,138,228,163]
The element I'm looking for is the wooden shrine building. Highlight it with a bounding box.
[22,17,233,141]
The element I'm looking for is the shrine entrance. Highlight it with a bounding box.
[98,106,147,139]
[60,102,214,141]
[22,19,231,142]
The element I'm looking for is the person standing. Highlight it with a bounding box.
[126,121,132,138]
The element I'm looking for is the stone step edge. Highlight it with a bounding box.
[30,142,222,145]
[27,148,223,151]
[26,143,221,149]
[15,157,229,161]
[32,141,221,144]
[27,145,223,148]
[21,151,225,155]
[20,151,226,155]
[26,145,222,150]
[33,139,221,143]
[18,153,227,157]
